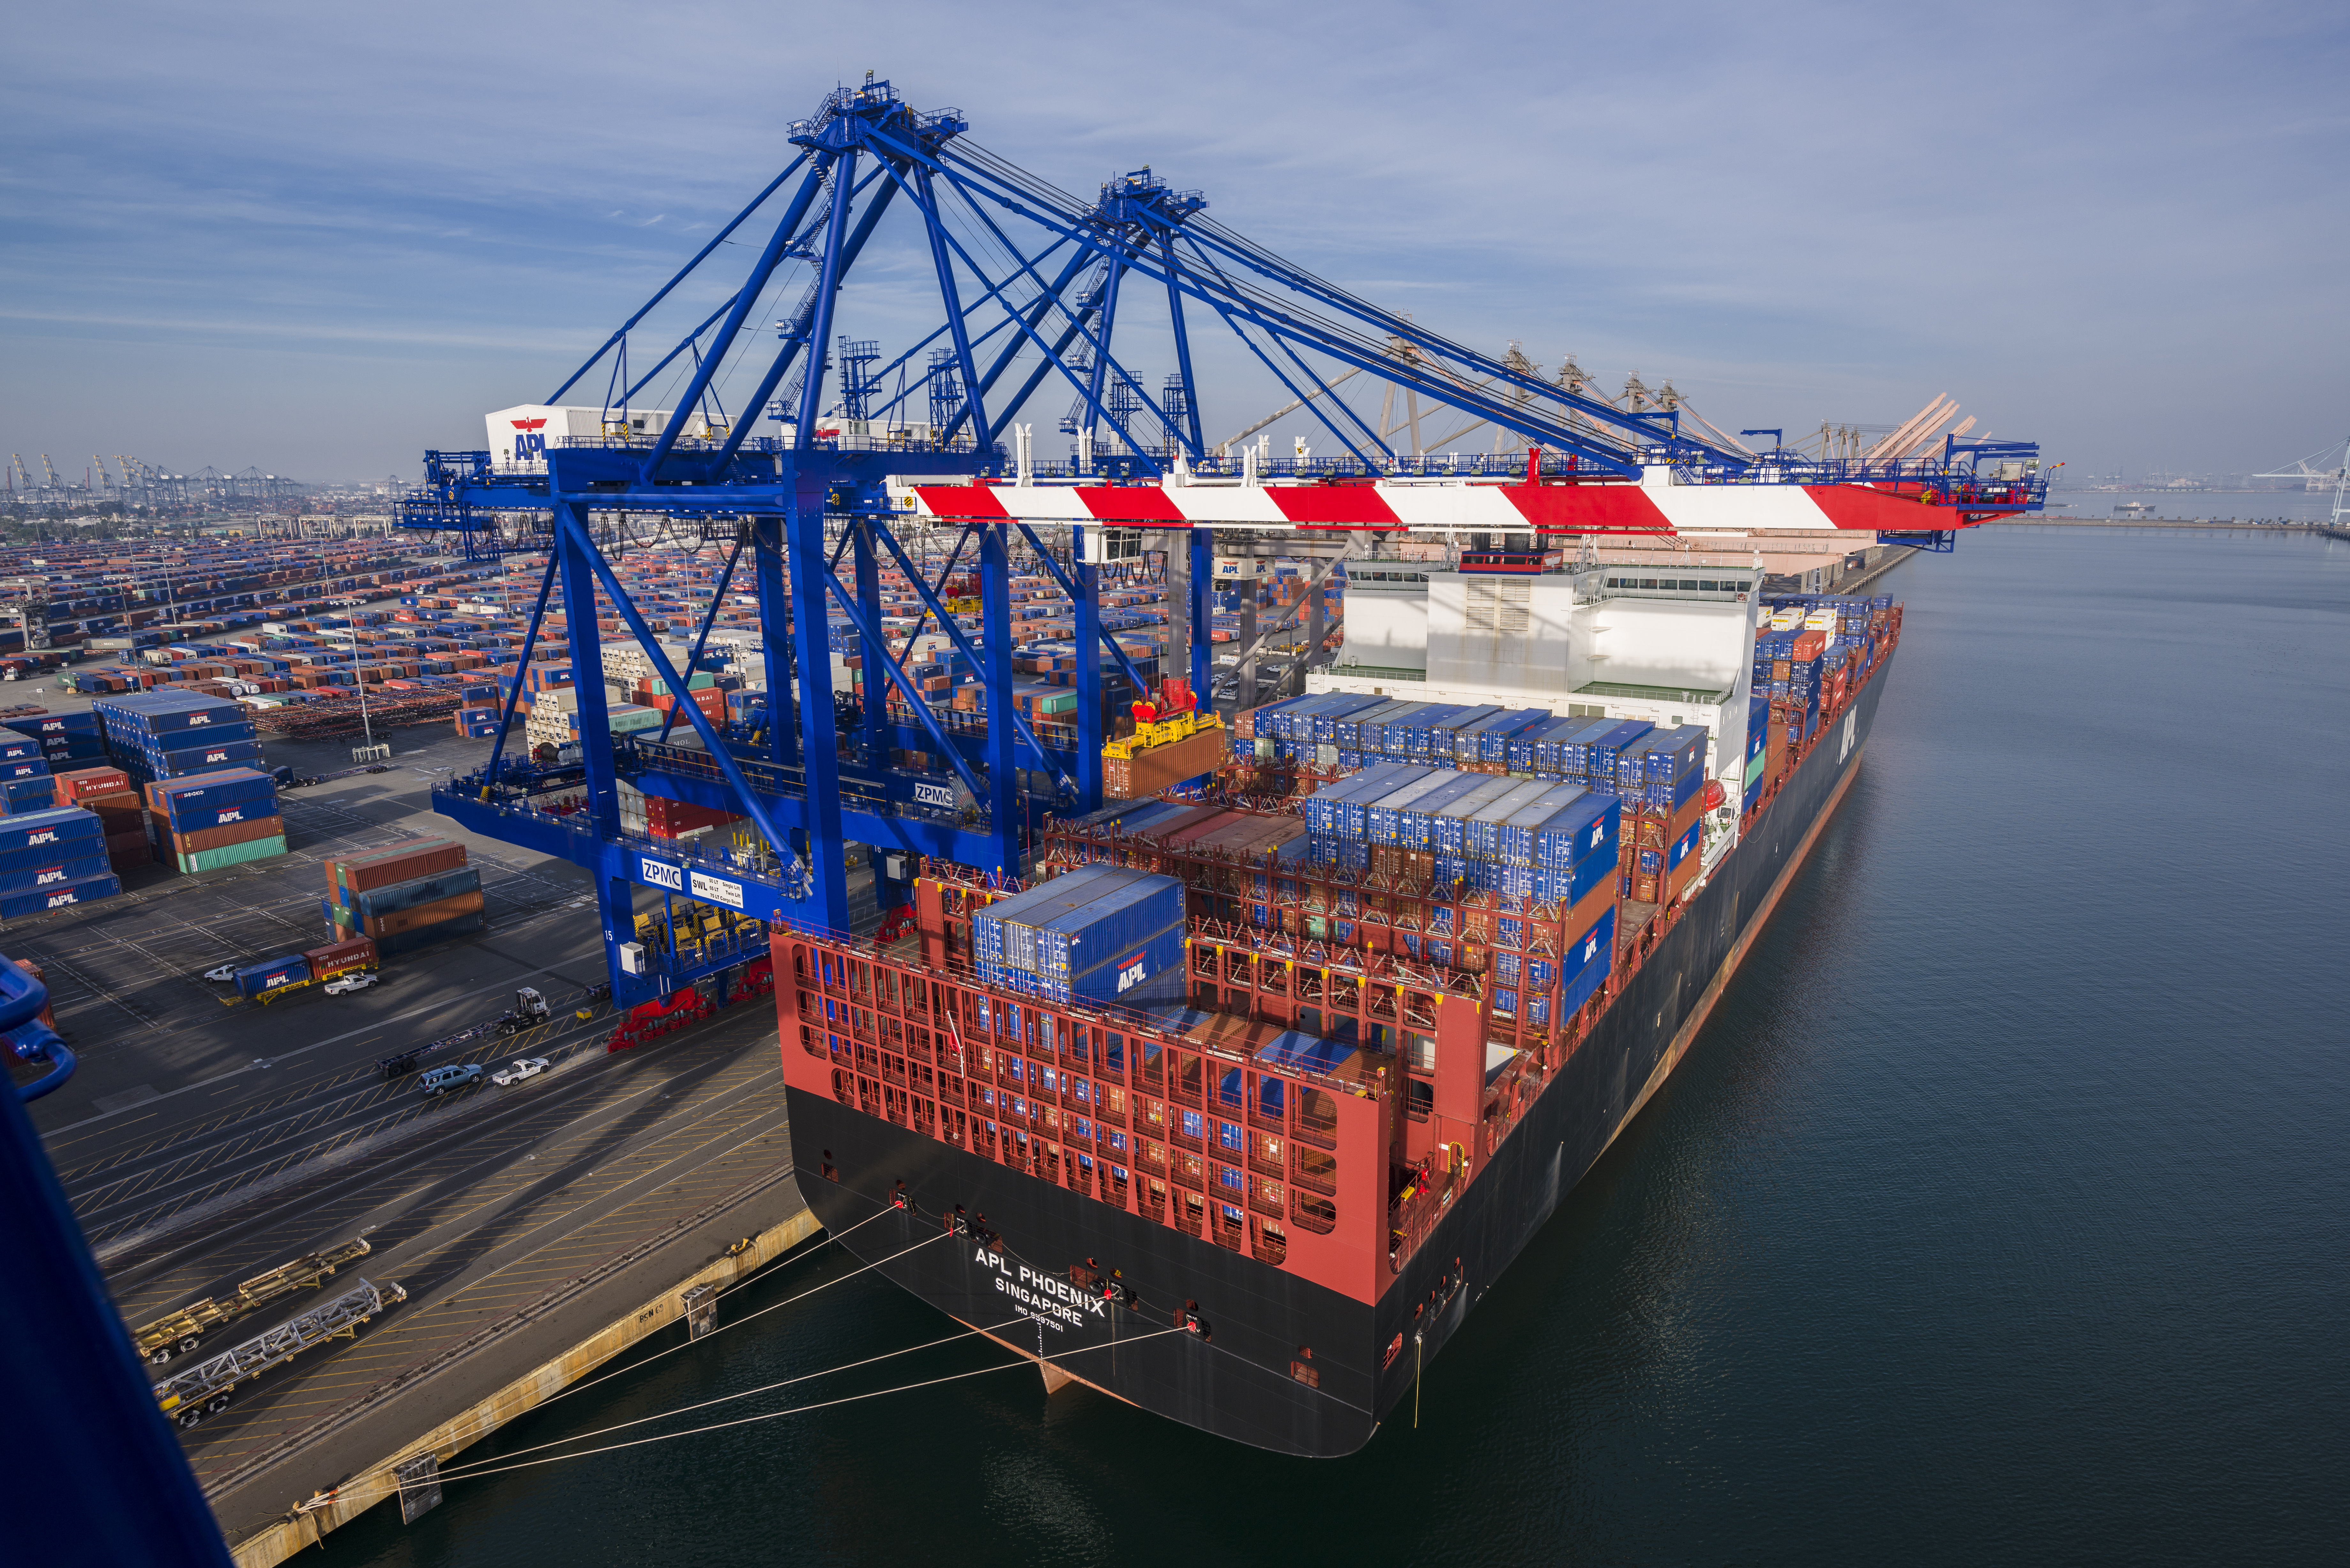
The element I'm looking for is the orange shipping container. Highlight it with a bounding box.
[171,815,285,855]
[366,889,485,938]
[325,837,468,897]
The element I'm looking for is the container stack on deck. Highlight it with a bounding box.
[972,864,1189,1006]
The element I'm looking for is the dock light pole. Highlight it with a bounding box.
[326,624,380,758]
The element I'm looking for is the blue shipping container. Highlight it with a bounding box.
[1494,783,1588,866]
[1464,779,1559,860]
[1532,793,1622,871]
[0,853,111,894]
[1364,770,1458,843]
[152,768,278,817]
[1026,872,1186,982]
[345,867,484,918]
[0,870,122,919]
[151,721,258,753]
[1398,773,1499,851]
[1428,776,1526,856]
[235,953,313,999]
[0,807,103,856]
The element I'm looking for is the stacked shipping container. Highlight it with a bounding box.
[0,806,123,917]
[322,839,483,954]
[146,768,285,873]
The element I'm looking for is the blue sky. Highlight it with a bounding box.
[3,0,2343,486]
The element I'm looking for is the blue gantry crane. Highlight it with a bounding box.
[404,76,2044,1008]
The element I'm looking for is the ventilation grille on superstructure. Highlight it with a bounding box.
[1464,578,1531,651]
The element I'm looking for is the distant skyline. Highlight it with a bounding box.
[3,1,2344,485]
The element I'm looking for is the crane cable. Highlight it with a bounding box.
[423,1324,1196,1490]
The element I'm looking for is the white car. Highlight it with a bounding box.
[204,964,239,983]
[490,1057,549,1087]
[323,971,380,996]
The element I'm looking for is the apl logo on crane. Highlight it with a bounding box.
[510,417,550,463]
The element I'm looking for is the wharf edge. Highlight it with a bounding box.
[217,1192,817,1567]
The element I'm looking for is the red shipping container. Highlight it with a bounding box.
[52,766,132,805]
[303,935,377,980]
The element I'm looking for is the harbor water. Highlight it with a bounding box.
[330,524,2349,1565]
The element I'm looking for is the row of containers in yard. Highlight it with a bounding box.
[0,759,292,921]
[0,536,461,664]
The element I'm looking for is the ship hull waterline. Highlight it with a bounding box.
[785,655,1891,1458]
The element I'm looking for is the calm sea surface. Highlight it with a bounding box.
[335,525,2350,1566]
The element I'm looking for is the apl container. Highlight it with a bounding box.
[0,870,122,919]
[0,807,104,859]
[1558,906,1618,1015]
[972,863,1126,965]
[234,952,313,999]
[1493,783,1588,866]
[1532,792,1622,872]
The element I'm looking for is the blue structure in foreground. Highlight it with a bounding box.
[0,957,236,1565]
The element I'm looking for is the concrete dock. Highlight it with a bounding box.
[4,698,817,1561]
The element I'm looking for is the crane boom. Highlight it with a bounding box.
[1216,368,1363,454]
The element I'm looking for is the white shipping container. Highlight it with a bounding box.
[485,404,720,470]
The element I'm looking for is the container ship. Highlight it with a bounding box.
[776,569,1900,1456]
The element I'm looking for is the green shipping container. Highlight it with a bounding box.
[176,833,289,874]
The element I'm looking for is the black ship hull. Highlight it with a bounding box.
[789,660,1891,1456]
